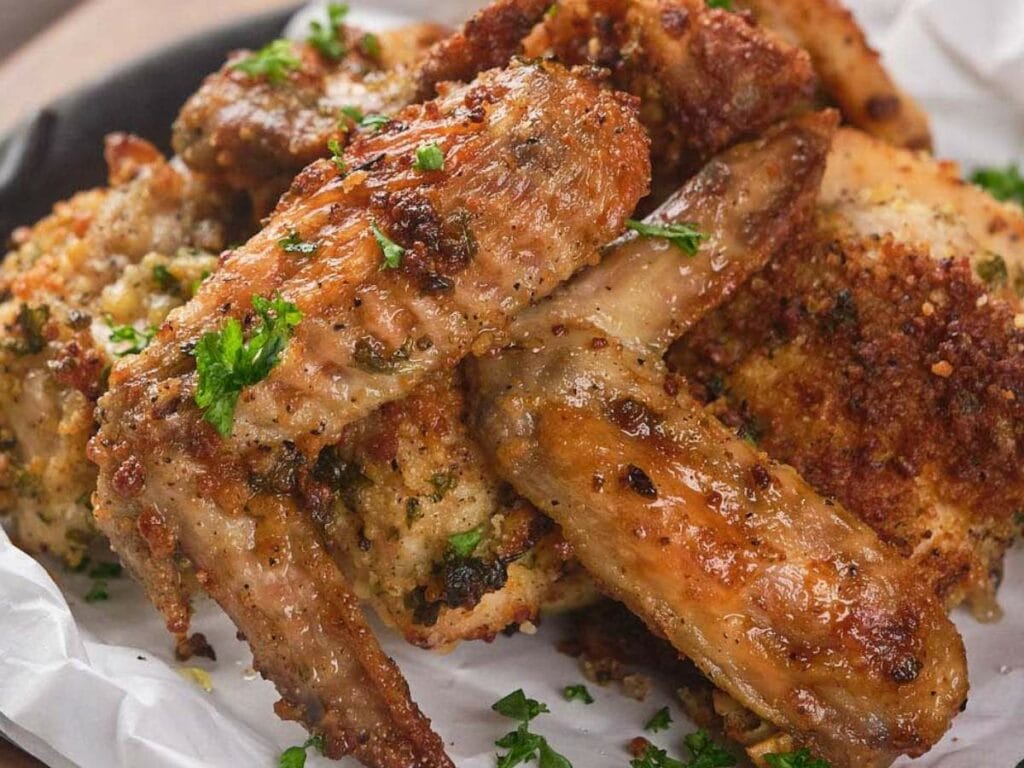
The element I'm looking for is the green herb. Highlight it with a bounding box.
[413,142,446,171]
[352,335,412,373]
[152,264,180,293]
[493,691,572,768]
[405,497,423,526]
[976,253,1008,288]
[278,735,325,768]
[10,304,50,356]
[631,744,685,768]
[190,270,212,297]
[645,707,672,733]
[371,220,405,269]
[232,39,301,85]
[627,220,706,255]
[308,3,349,60]
[447,523,486,558]
[88,561,123,579]
[707,0,733,9]
[360,113,391,132]
[562,684,594,704]
[340,105,364,124]
[971,164,1024,207]
[328,138,347,173]
[361,32,381,59]
[429,470,457,502]
[681,730,736,768]
[192,294,302,437]
[764,749,830,768]
[279,230,318,255]
[109,323,155,357]
[85,582,110,603]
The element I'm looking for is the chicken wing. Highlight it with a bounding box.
[734,0,932,150]
[671,138,1024,615]
[0,135,248,564]
[466,115,969,767]
[89,61,649,764]
[173,21,448,206]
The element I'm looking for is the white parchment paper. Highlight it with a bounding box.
[2,1,1023,766]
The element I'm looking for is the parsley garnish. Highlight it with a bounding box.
[109,323,155,357]
[492,691,572,768]
[976,253,1008,288]
[371,221,405,269]
[361,32,381,59]
[413,142,446,171]
[89,561,123,579]
[429,470,457,502]
[85,582,110,603]
[10,304,50,356]
[707,0,733,9]
[360,113,391,132]
[627,220,706,255]
[971,164,1024,207]
[307,3,349,60]
[192,294,302,437]
[645,707,672,733]
[562,684,594,704]
[232,39,301,85]
[447,523,486,558]
[764,749,830,768]
[190,270,212,297]
[328,138,347,173]
[278,735,325,768]
[278,230,318,255]
[631,731,735,768]
[152,264,180,293]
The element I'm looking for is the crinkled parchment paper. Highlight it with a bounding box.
[1,1,1022,765]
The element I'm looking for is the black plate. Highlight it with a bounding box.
[0,6,299,243]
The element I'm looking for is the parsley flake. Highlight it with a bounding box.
[278,735,325,768]
[152,264,180,293]
[413,142,446,171]
[707,0,733,9]
[192,294,303,437]
[972,164,1024,207]
[682,730,736,768]
[764,749,830,768]
[627,219,707,255]
[361,32,382,59]
[88,561,123,579]
[109,322,155,357]
[10,304,50,356]
[279,230,318,255]
[447,523,486,558]
[337,106,390,132]
[232,39,301,85]
[645,707,672,733]
[562,684,594,704]
[493,689,549,722]
[492,691,572,768]
[360,113,391,132]
[371,221,405,269]
[328,138,347,173]
[85,581,110,603]
[976,253,1008,288]
[307,3,349,60]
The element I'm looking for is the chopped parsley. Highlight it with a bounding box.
[88,561,123,579]
[328,138,347,173]
[976,253,1008,288]
[190,269,212,297]
[562,684,594,704]
[232,39,301,85]
[10,303,50,356]
[307,2,349,60]
[447,523,486,558]
[361,32,382,59]
[85,581,109,603]
[645,707,672,733]
[371,220,405,269]
[627,220,706,255]
[152,264,180,293]
[429,470,457,502]
[278,229,318,255]
[109,322,155,357]
[338,106,390,132]
[630,730,735,768]
[492,691,572,768]
[971,164,1024,207]
[192,294,302,437]
[360,113,391,132]
[278,735,325,768]
[707,0,733,9]
[413,142,446,171]
[764,749,830,768]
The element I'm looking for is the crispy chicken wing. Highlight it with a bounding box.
[523,0,814,185]
[672,134,1024,615]
[0,135,247,564]
[173,22,448,205]
[734,0,932,150]
[466,115,969,767]
[89,62,649,764]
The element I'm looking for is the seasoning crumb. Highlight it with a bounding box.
[931,360,954,378]
[622,673,652,701]
[921,301,934,316]
[178,666,213,693]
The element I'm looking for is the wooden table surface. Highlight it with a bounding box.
[0,2,296,762]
